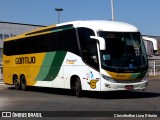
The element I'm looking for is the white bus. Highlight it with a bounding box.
[3,20,149,97]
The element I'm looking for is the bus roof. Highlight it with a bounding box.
[4,20,139,41]
[59,20,139,33]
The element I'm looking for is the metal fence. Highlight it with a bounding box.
[148,60,160,76]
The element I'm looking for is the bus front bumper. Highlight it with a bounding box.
[101,81,148,91]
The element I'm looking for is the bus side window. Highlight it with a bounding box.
[62,29,80,56]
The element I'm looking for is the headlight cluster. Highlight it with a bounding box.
[141,72,148,82]
[101,74,117,83]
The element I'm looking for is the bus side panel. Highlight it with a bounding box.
[63,52,101,91]
[3,55,18,85]
[34,51,66,88]
[62,52,90,90]
[3,53,46,86]
[52,66,64,88]
[64,65,90,90]
[3,67,13,85]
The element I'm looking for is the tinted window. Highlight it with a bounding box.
[78,28,99,70]
[3,28,80,56]
[62,29,80,55]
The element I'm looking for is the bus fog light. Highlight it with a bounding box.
[141,73,148,82]
[105,84,111,88]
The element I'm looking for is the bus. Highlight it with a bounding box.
[3,20,149,97]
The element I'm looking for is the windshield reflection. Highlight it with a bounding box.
[98,32,148,72]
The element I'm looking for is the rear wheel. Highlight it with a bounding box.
[14,76,21,90]
[21,76,27,91]
[75,77,82,97]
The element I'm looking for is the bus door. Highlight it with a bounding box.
[82,41,100,91]
[89,67,101,91]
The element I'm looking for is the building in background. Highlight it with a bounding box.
[143,35,160,76]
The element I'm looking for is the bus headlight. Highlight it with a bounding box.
[141,73,148,82]
[101,74,117,83]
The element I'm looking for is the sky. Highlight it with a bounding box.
[0,0,160,36]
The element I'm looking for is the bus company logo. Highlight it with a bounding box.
[66,59,77,64]
[88,80,99,89]
[2,112,11,117]
[116,74,126,78]
[15,56,36,64]
[4,60,10,64]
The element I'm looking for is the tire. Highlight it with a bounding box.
[14,76,21,90]
[21,76,27,91]
[75,77,82,97]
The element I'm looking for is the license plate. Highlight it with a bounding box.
[125,85,134,90]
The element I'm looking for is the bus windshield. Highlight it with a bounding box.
[98,32,148,73]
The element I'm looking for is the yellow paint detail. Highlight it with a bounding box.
[26,24,56,35]
[90,80,99,89]
[66,59,77,64]
[3,53,46,86]
[106,71,132,80]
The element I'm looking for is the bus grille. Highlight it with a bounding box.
[115,79,142,83]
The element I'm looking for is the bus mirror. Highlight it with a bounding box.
[142,36,158,54]
[90,36,106,50]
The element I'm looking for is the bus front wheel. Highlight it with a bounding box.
[75,77,82,97]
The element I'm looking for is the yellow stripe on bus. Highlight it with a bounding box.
[106,71,132,80]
